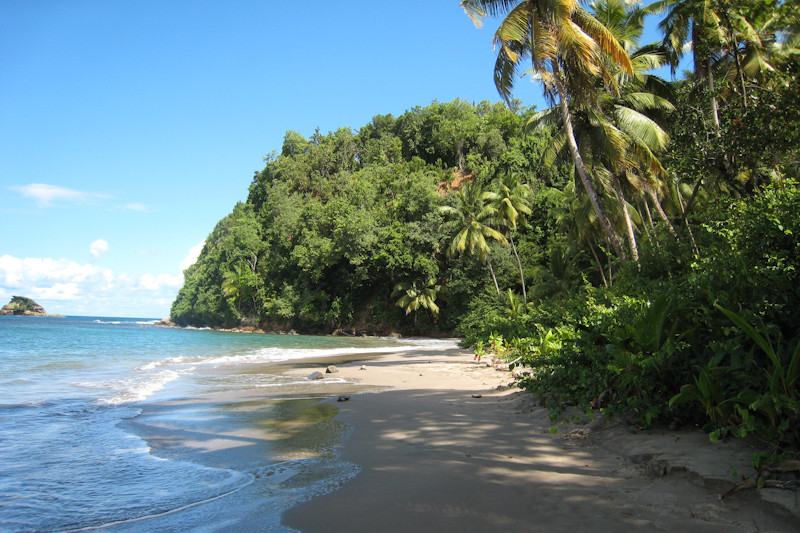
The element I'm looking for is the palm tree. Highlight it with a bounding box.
[222,261,259,316]
[647,0,727,134]
[440,180,507,293]
[392,278,441,323]
[493,174,533,301]
[461,0,633,260]
[526,0,677,263]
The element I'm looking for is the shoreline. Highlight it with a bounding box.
[280,347,799,532]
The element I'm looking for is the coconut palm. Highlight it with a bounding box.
[647,0,728,133]
[526,0,677,262]
[392,278,441,323]
[493,174,533,301]
[462,0,633,260]
[222,261,261,316]
[440,180,507,293]
[550,182,617,287]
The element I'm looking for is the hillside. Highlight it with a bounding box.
[170,100,562,334]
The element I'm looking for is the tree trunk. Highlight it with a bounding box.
[552,60,628,261]
[611,174,639,264]
[641,200,659,250]
[708,58,722,136]
[486,258,500,294]
[676,186,700,256]
[509,234,527,303]
[589,240,609,288]
[646,185,677,235]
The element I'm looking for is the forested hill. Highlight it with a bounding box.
[170,100,564,333]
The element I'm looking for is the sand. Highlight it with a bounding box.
[280,346,799,532]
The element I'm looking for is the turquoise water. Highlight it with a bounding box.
[0,316,455,532]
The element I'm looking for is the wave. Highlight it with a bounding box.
[91,319,159,326]
[136,343,448,372]
[204,345,410,365]
[80,337,459,406]
[76,367,194,406]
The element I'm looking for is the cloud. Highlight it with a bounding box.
[121,202,149,212]
[179,241,205,273]
[139,273,183,291]
[33,282,81,300]
[0,241,205,317]
[8,183,112,208]
[0,256,103,285]
[90,239,109,259]
[0,253,187,318]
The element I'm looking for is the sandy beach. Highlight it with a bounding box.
[120,344,799,532]
[279,346,799,532]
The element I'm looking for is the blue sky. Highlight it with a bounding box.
[1,1,675,318]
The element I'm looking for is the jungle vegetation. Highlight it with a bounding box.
[172,0,800,452]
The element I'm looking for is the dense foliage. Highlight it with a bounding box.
[171,100,563,333]
[172,1,799,452]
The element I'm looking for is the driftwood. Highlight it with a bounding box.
[719,459,800,500]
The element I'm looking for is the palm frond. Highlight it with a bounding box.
[614,104,670,151]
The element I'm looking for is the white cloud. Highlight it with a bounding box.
[179,241,205,273]
[0,253,184,318]
[8,183,112,208]
[90,239,109,259]
[121,202,149,212]
[33,283,81,300]
[0,240,208,317]
[139,273,182,292]
[0,255,102,285]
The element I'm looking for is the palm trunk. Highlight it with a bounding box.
[694,28,721,137]
[641,200,658,250]
[589,240,609,288]
[552,61,627,261]
[646,185,677,235]
[509,234,527,303]
[486,258,500,294]
[611,174,639,264]
[721,9,748,110]
[676,186,700,256]
[642,199,656,233]
[708,59,721,136]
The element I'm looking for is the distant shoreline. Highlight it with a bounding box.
[0,313,65,318]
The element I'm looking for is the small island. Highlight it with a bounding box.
[0,296,64,317]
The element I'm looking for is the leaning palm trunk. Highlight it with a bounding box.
[610,174,639,264]
[553,62,628,260]
[646,185,677,235]
[707,57,721,136]
[486,258,500,294]
[589,240,609,288]
[509,234,527,303]
[676,185,700,256]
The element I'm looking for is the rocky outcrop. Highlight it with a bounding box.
[0,296,63,317]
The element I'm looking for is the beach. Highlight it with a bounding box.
[279,346,800,532]
[127,343,799,532]
[3,317,795,532]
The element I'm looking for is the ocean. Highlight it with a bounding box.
[0,316,456,532]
